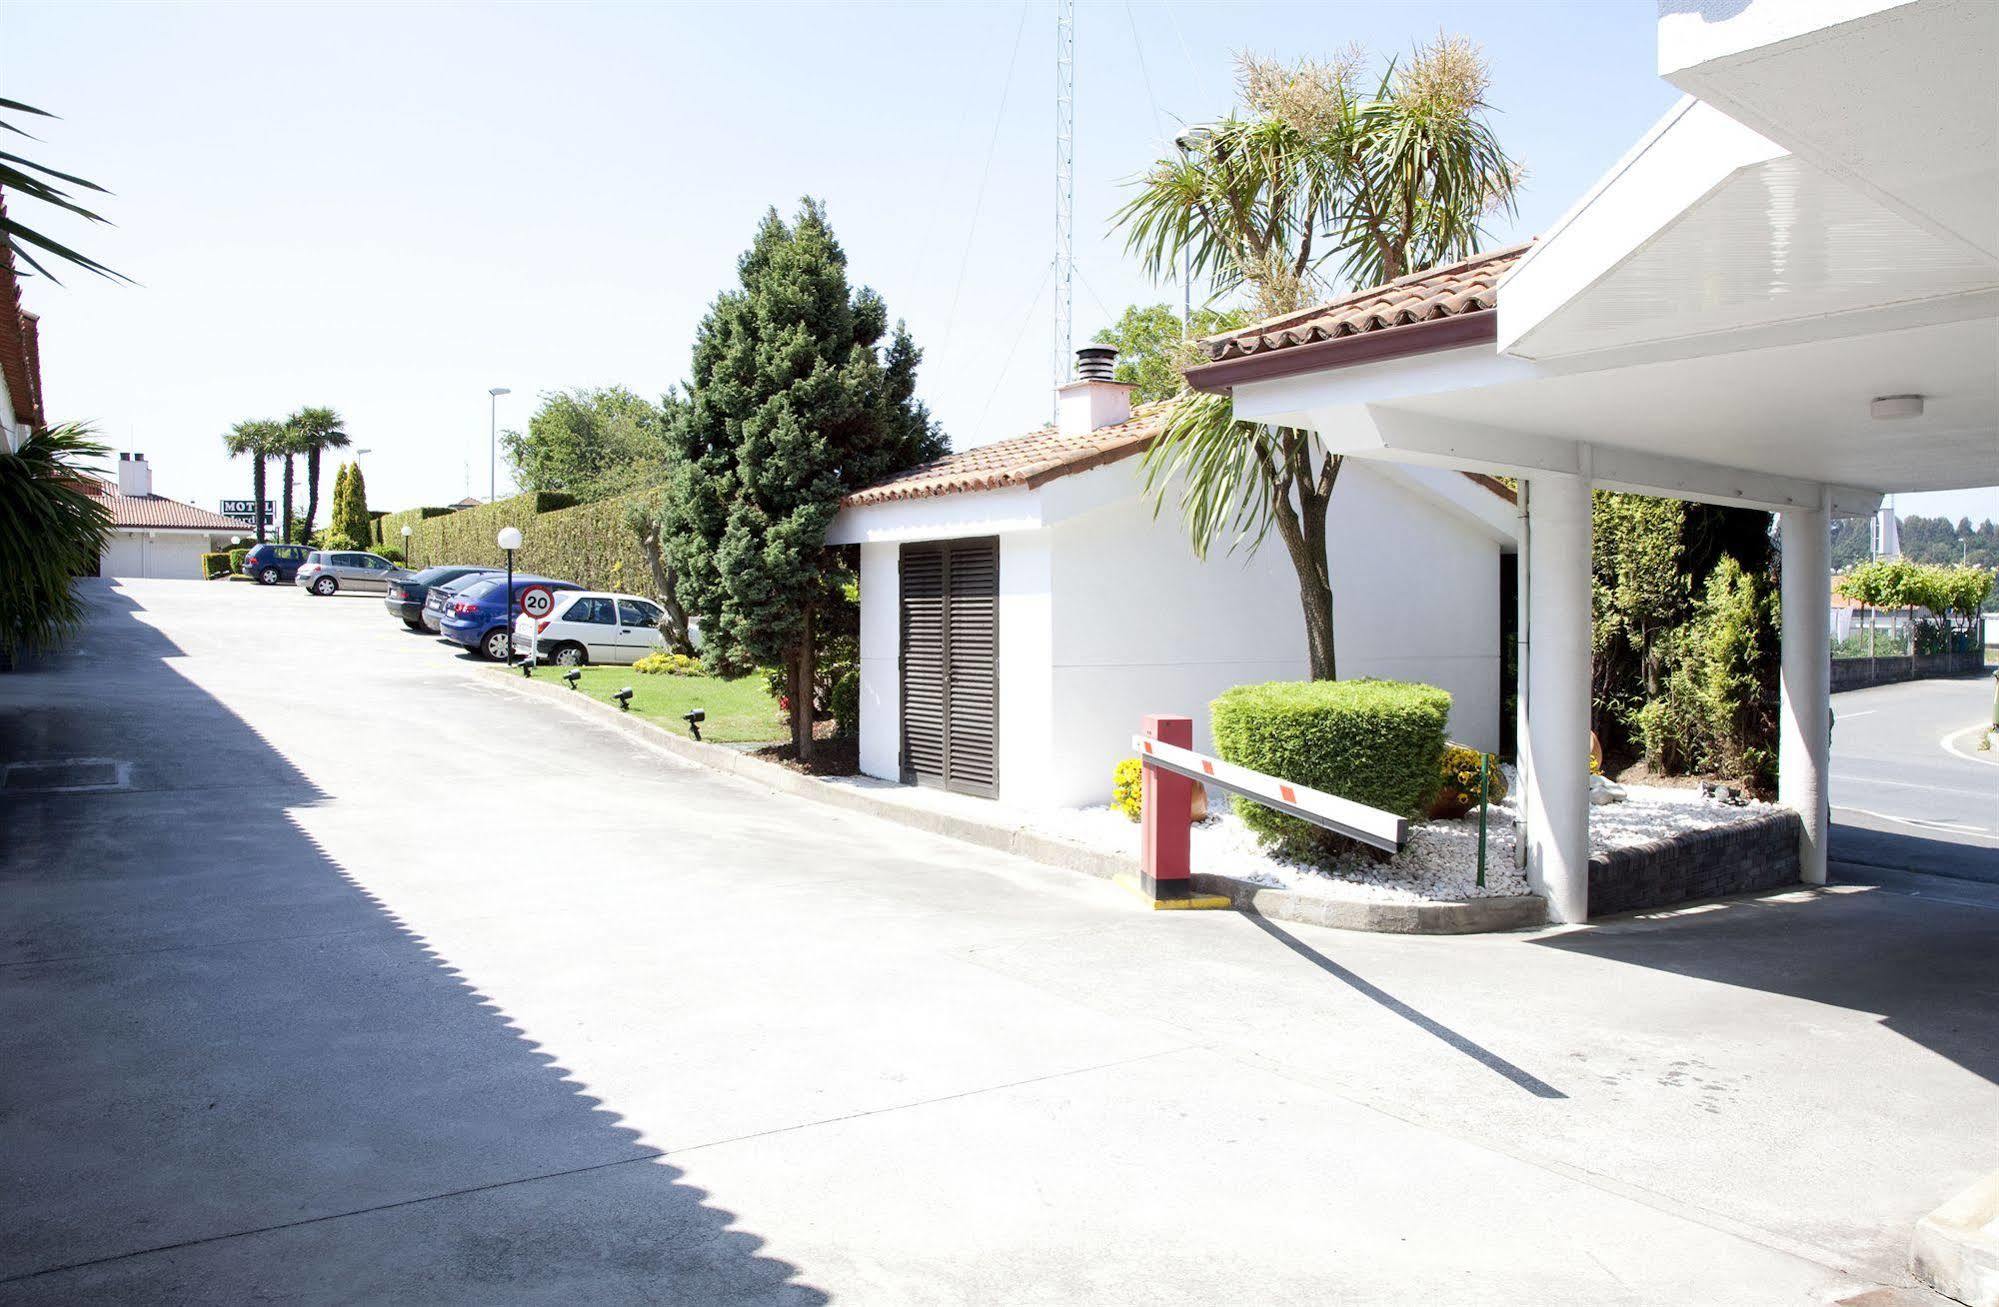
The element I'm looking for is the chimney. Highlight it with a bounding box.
[1056,345,1134,435]
[117,452,152,498]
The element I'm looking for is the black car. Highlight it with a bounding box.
[241,543,311,586]
[384,565,498,630]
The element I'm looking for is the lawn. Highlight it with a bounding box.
[550,666,786,744]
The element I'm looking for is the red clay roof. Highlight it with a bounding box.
[91,489,247,532]
[842,401,1173,507]
[1199,244,1531,365]
[0,190,44,428]
[842,397,1516,511]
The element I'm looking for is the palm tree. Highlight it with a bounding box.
[223,419,283,543]
[0,423,112,664]
[288,406,349,544]
[1110,39,1519,678]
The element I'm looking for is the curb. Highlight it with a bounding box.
[482,667,1548,936]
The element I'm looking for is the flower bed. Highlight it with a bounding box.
[1041,774,1780,908]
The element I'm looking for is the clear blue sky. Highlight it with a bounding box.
[9,0,1995,526]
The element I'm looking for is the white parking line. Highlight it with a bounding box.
[1832,772,1994,799]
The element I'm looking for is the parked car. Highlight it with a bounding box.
[384,565,496,630]
[295,550,407,596]
[420,569,496,634]
[240,543,311,586]
[439,575,582,660]
[532,591,672,666]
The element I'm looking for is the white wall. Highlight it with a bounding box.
[1039,460,1504,809]
[101,530,222,579]
[856,541,901,782]
[852,461,1509,809]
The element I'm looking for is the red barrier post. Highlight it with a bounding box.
[1140,714,1194,900]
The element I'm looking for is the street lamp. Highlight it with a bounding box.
[498,525,522,664]
[488,387,511,504]
[400,524,413,568]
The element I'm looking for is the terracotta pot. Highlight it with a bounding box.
[1190,782,1209,822]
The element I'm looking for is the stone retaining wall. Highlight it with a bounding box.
[1831,648,1984,692]
[1587,810,1801,918]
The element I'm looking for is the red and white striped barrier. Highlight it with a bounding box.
[1132,714,1406,906]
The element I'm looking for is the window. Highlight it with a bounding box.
[564,597,618,625]
[456,579,500,603]
[619,599,662,628]
[363,555,391,570]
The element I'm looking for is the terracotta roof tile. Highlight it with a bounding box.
[92,490,247,532]
[1201,243,1532,363]
[842,401,1173,507]
[0,190,43,428]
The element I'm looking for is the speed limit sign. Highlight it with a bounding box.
[518,585,556,620]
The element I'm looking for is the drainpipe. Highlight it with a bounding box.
[1514,480,1532,868]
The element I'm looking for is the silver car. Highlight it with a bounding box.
[295,550,406,596]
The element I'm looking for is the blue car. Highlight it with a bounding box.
[439,574,582,661]
[240,543,311,586]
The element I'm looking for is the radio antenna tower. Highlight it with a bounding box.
[1053,0,1074,419]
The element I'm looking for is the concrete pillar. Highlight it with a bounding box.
[1779,500,1832,885]
[1524,472,1592,924]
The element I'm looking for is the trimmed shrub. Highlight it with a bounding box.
[830,669,860,739]
[199,551,232,579]
[1111,757,1144,822]
[228,547,250,574]
[373,545,405,565]
[1433,743,1507,818]
[1211,679,1451,860]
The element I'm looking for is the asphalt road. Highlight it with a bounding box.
[1,580,1993,1304]
[1831,675,1999,885]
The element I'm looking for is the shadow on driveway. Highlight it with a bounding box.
[0,584,823,1302]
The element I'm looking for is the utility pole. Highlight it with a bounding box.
[1053,0,1074,418]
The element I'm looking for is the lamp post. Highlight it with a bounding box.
[498,525,521,663]
[488,387,511,504]
[400,524,413,568]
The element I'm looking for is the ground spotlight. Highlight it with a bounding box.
[564,669,581,690]
[683,708,705,741]
[614,687,634,711]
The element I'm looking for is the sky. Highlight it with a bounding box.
[8,0,1996,527]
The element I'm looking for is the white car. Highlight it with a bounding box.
[531,591,672,667]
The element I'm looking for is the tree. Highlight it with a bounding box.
[662,198,946,759]
[0,98,127,284]
[223,419,284,543]
[0,423,112,663]
[288,406,349,544]
[328,460,372,549]
[501,387,669,503]
[1091,304,1243,404]
[1111,41,1520,679]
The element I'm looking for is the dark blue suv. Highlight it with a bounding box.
[439,575,581,661]
[241,543,311,586]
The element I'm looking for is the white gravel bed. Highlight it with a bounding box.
[1039,777,1779,907]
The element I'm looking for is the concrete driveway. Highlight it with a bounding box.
[2,579,1993,1304]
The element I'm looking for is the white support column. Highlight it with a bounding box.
[1779,499,1832,885]
[1524,471,1593,924]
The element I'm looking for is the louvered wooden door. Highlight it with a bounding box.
[899,539,999,797]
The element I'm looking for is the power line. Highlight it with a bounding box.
[1053,0,1074,416]
[976,257,1056,443]
[938,0,1033,370]
[1124,0,1166,146]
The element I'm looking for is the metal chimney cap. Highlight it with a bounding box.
[1074,344,1119,381]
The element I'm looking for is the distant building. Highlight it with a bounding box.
[85,454,246,577]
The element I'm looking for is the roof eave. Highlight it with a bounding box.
[1183,311,1500,394]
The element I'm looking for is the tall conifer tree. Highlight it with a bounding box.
[664,199,945,758]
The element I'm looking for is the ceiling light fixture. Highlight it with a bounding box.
[1870,394,1924,420]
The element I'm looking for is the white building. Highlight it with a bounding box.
[828,351,1517,808]
[1182,0,1997,926]
[89,454,246,578]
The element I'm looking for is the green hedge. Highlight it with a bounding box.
[199,551,232,579]
[228,547,250,574]
[383,488,656,593]
[1210,679,1452,861]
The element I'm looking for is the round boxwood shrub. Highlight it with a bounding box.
[1210,679,1452,861]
